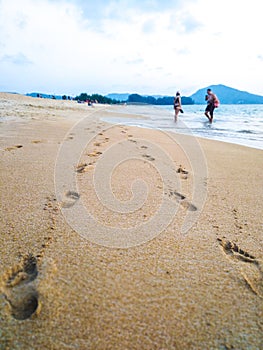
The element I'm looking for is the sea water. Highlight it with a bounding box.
[103,104,263,150]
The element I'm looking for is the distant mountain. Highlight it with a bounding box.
[107,93,165,101]
[190,84,263,104]
[25,85,263,105]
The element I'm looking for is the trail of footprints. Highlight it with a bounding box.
[121,129,196,210]
[1,127,197,320]
[4,140,44,152]
[218,238,263,298]
[71,127,197,212]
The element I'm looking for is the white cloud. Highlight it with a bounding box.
[0,0,263,96]
[0,53,33,65]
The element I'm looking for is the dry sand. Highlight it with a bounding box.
[0,93,262,349]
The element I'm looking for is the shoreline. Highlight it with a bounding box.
[100,103,263,151]
[0,93,262,349]
[102,114,263,151]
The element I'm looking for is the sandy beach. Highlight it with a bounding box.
[0,93,262,349]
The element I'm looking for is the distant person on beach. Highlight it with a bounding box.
[173,91,184,122]
[205,88,219,123]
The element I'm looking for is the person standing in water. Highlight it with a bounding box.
[204,88,219,123]
[173,91,183,122]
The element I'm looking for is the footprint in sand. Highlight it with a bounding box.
[31,140,42,144]
[87,151,102,157]
[61,190,80,208]
[167,190,197,211]
[66,133,75,141]
[128,139,137,143]
[75,163,88,173]
[177,165,189,180]
[0,254,39,320]
[176,165,188,175]
[142,154,155,161]
[5,145,23,151]
[218,238,263,298]
[180,200,197,211]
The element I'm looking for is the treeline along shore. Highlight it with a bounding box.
[26,84,263,105]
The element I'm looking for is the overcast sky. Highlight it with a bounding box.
[0,0,263,97]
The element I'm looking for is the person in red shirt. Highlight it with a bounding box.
[205,88,219,123]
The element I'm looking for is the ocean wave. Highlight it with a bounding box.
[238,130,256,134]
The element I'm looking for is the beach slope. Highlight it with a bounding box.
[0,93,262,349]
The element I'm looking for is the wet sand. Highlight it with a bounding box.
[0,93,262,349]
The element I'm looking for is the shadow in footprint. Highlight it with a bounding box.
[1,254,39,320]
[5,145,23,151]
[176,165,188,175]
[218,238,263,298]
[61,191,80,208]
[142,154,155,161]
[180,201,197,211]
[168,190,197,211]
[75,163,87,173]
